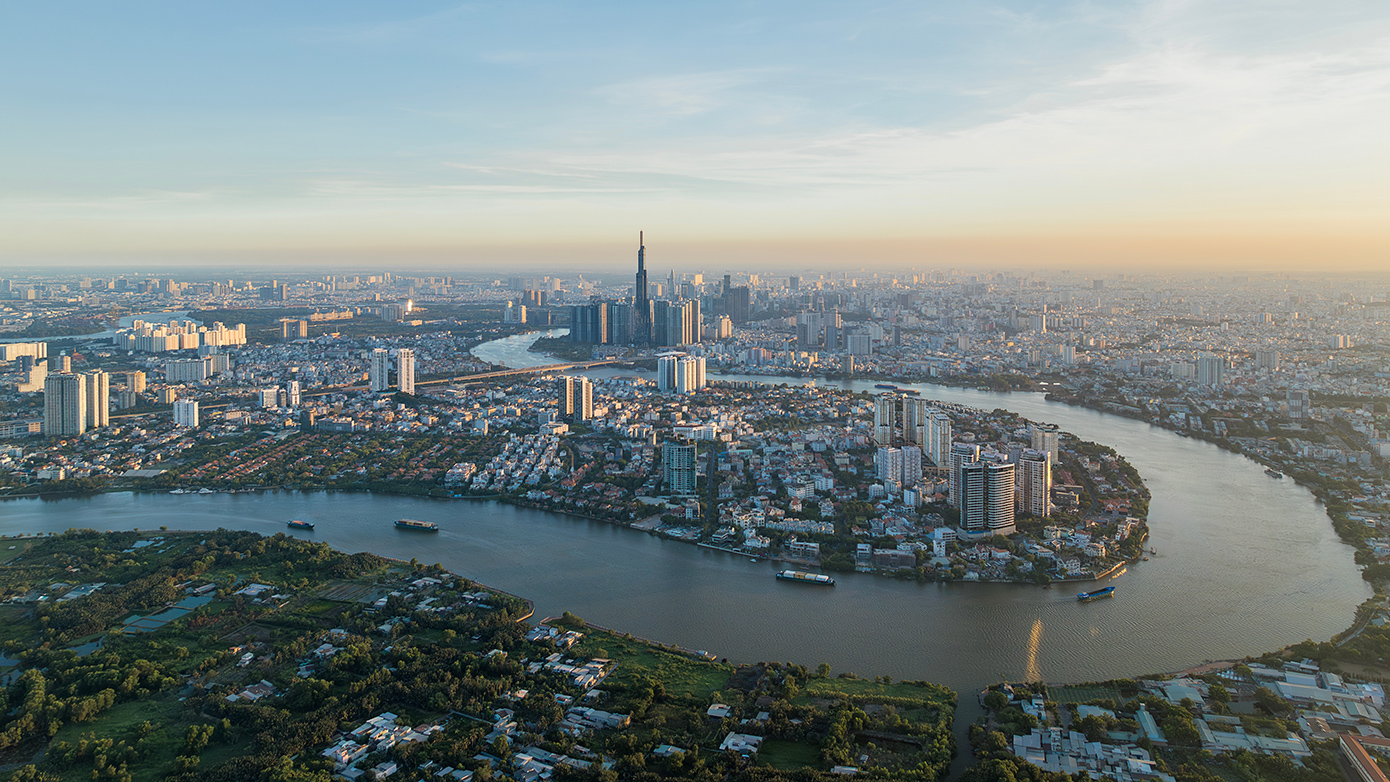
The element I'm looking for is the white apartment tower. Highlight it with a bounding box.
[960,457,1016,537]
[84,371,109,429]
[903,397,929,445]
[173,400,200,428]
[662,441,698,495]
[397,349,416,395]
[1029,423,1059,461]
[948,442,980,509]
[928,412,952,467]
[369,348,390,393]
[561,376,594,421]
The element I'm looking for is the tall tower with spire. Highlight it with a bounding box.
[634,232,652,345]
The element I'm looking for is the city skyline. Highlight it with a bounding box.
[4,1,1390,271]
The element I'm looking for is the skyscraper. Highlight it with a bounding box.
[397,349,415,395]
[1029,423,1059,461]
[960,457,1016,537]
[561,376,593,420]
[948,442,980,509]
[1017,449,1052,517]
[903,397,929,445]
[44,373,85,436]
[173,400,200,428]
[662,441,697,495]
[901,445,923,487]
[634,232,652,345]
[83,371,109,429]
[874,394,897,446]
[369,348,390,393]
[1197,353,1225,387]
[928,412,952,467]
[875,446,902,484]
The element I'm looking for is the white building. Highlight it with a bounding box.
[397,349,415,395]
[173,400,200,427]
[369,348,390,393]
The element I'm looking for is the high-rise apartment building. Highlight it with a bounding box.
[1287,389,1310,420]
[960,457,1015,537]
[928,412,952,467]
[875,447,902,485]
[43,373,85,436]
[1017,449,1052,518]
[1255,350,1280,372]
[662,441,697,495]
[125,371,146,394]
[901,445,923,487]
[286,380,302,408]
[173,400,200,427]
[874,394,896,446]
[561,376,593,421]
[903,397,929,445]
[948,442,980,509]
[369,348,390,393]
[1029,423,1059,461]
[397,349,415,395]
[83,371,109,429]
[1197,353,1225,387]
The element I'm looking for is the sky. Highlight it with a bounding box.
[2,0,1389,272]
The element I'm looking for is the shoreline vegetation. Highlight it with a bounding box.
[0,529,957,782]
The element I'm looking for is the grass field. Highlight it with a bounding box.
[570,631,732,701]
[758,738,822,770]
[802,677,955,708]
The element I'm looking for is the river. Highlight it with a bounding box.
[0,329,1367,748]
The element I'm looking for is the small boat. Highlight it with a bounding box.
[1265,468,1284,479]
[395,519,439,531]
[287,520,314,530]
[198,488,213,494]
[1077,586,1115,602]
[749,558,758,563]
[902,389,921,395]
[776,570,835,586]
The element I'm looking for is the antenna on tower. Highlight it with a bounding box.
[640,231,644,246]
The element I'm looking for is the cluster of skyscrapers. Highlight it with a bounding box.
[874,392,1056,538]
[656,354,707,394]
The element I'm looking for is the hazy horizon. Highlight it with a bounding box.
[4,1,1389,271]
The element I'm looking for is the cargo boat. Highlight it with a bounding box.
[776,570,835,586]
[1077,586,1115,602]
[395,519,439,531]
[287,520,315,530]
[875,384,898,391]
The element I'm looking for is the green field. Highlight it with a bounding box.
[570,631,732,700]
[758,738,822,770]
[1049,684,1125,706]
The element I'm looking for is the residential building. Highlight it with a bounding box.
[1018,449,1052,517]
[662,441,697,495]
[173,400,200,427]
[369,348,390,393]
[397,349,415,395]
[43,373,85,436]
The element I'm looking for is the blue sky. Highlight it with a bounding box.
[3,1,1388,270]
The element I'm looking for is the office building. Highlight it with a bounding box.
[43,373,85,436]
[397,349,415,395]
[561,376,593,421]
[662,441,697,495]
[1017,449,1052,517]
[948,442,981,509]
[1029,423,1059,461]
[83,371,109,429]
[960,457,1016,537]
[173,400,200,428]
[259,388,280,408]
[369,348,390,393]
[634,233,652,344]
[874,394,896,446]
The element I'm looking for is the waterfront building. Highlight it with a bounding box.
[1029,423,1059,461]
[43,373,85,436]
[662,441,697,496]
[960,456,1016,537]
[561,376,593,421]
[173,400,200,428]
[569,301,609,344]
[397,349,415,395]
[1018,449,1052,517]
[948,442,980,509]
[369,348,390,393]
